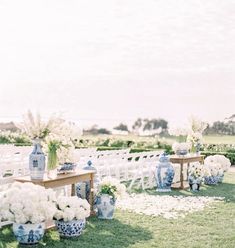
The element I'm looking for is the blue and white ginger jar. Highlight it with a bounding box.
[96,194,116,219]
[188,176,202,192]
[156,153,175,192]
[76,160,99,201]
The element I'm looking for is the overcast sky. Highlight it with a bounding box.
[0,0,235,128]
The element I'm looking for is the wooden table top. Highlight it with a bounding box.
[170,154,204,163]
[15,169,96,183]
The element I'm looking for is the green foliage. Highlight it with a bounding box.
[0,132,31,145]
[99,185,117,199]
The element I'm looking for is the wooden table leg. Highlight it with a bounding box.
[89,173,95,216]
[187,163,190,180]
[180,162,184,189]
[71,183,76,196]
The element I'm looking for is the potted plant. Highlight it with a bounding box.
[0,182,56,245]
[188,163,205,191]
[53,196,90,238]
[96,177,126,219]
[204,155,231,183]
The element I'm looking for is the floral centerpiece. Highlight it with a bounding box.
[204,155,231,183]
[187,116,207,154]
[18,111,82,179]
[53,196,90,237]
[188,163,205,191]
[169,127,191,155]
[96,177,126,219]
[44,120,81,178]
[0,182,56,245]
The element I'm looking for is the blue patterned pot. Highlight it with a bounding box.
[176,149,188,156]
[204,176,219,185]
[188,176,202,192]
[12,222,45,245]
[96,194,115,219]
[77,161,99,202]
[156,153,175,192]
[55,219,86,238]
[217,174,224,183]
[29,139,45,180]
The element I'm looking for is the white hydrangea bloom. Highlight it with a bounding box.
[0,182,57,224]
[54,196,90,221]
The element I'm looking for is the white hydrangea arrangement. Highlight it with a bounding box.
[172,142,191,155]
[0,182,57,224]
[169,127,191,155]
[98,177,126,200]
[204,163,224,177]
[53,196,90,222]
[188,163,205,181]
[204,155,231,172]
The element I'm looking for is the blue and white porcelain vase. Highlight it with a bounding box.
[77,160,99,201]
[12,222,45,245]
[55,219,85,238]
[156,153,175,192]
[188,176,201,192]
[217,174,224,183]
[29,139,45,180]
[96,194,115,219]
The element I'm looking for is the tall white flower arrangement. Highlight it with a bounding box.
[0,182,57,224]
[187,116,208,151]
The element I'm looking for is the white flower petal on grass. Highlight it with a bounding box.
[117,194,224,219]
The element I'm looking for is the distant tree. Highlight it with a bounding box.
[0,122,18,132]
[204,121,235,135]
[143,118,168,131]
[98,128,111,135]
[132,118,142,131]
[114,123,129,132]
[132,118,168,134]
[84,125,111,135]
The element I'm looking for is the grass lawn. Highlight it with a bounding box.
[1,172,235,248]
[203,135,235,144]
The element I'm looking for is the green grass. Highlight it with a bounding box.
[203,135,235,144]
[1,172,235,248]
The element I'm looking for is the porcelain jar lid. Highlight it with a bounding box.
[159,152,170,163]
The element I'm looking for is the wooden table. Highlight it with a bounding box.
[170,155,204,189]
[15,169,96,215]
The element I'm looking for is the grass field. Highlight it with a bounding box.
[1,172,235,248]
[203,135,235,144]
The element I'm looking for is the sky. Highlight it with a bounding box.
[0,0,235,129]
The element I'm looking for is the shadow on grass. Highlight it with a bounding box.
[0,218,153,248]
